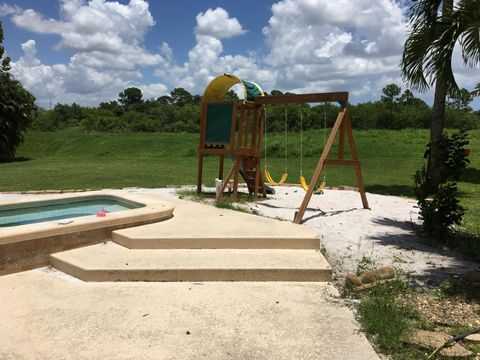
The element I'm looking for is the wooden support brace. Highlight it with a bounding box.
[294,108,347,224]
[344,112,369,209]
[215,161,237,202]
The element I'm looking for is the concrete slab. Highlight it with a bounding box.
[113,196,319,249]
[0,269,380,360]
[50,242,331,282]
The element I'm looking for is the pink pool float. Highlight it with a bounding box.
[96,210,107,217]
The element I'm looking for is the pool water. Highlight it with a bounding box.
[0,197,144,227]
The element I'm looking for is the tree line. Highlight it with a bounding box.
[32,84,480,133]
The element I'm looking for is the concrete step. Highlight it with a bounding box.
[49,242,331,282]
[112,197,319,250]
[112,231,319,250]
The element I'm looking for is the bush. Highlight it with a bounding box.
[413,130,469,237]
[416,180,465,236]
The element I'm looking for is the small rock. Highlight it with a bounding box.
[345,273,362,287]
[465,333,480,342]
[357,266,396,285]
[406,330,474,357]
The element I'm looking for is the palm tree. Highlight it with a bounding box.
[472,83,480,97]
[401,0,480,192]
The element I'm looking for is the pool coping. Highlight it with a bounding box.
[0,190,174,245]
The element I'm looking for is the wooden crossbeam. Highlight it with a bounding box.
[254,92,348,106]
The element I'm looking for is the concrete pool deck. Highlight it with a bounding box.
[0,190,380,359]
[113,195,319,249]
[0,269,379,360]
[49,196,331,282]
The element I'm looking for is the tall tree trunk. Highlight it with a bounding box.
[426,0,453,193]
[427,77,447,192]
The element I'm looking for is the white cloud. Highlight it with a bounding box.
[153,7,273,96]
[138,83,168,99]
[195,8,246,39]
[154,0,409,102]
[8,1,168,107]
[0,2,20,16]
[11,39,126,105]
[12,0,161,71]
[262,0,407,96]
[6,0,477,109]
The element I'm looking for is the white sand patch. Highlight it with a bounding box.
[243,186,479,286]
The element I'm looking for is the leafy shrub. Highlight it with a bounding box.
[416,181,465,236]
[414,130,469,237]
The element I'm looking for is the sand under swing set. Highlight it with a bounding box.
[196,74,369,224]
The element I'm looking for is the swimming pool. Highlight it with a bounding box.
[0,191,174,276]
[0,196,144,227]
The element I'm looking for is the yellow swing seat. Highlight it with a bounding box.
[299,175,325,194]
[264,169,288,186]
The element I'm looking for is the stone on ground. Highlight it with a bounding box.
[407,329,474,357]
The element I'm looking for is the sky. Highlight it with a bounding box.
[0,0,478,109]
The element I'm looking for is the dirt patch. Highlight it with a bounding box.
[409,291,480,328]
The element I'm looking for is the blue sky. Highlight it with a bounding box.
[0,0,478,109]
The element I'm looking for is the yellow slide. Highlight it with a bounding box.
[264,169,288,186]
[299,175,325,194]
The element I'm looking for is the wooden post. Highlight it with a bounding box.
[232,159,240,201]
[197,103,208,194]
[343,111,369,209]
[254,158,260,198]
[197,153,203,194]
[218,155,224,180]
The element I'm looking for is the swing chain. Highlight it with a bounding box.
[300,110,303,176]
[264,106,267,170]
[284,108,288,173]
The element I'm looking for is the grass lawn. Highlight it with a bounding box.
[1,129,479,236]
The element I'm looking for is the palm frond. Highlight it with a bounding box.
[455,0,480,68]
[401,18,456,91]
[406,0,443,25]
[401,0,480,92]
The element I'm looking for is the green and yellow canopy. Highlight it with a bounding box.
[202,74,264,103]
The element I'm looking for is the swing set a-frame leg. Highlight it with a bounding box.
[293,108,369,224]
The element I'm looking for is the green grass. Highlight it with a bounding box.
[215,199,251,213]
[357,282,416,352]
[1,128,479,237]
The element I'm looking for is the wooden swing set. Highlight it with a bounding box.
[197,74,369,224]
[255,92,369,223]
